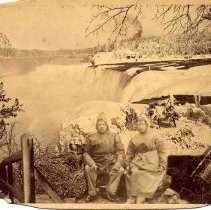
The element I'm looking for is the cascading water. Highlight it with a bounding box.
[2,62,211,144]
[3,64,134,143]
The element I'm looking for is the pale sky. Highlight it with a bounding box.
[0,0,166,50]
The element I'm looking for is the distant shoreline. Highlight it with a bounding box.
[0,56,91,74]
[1,54,211,75]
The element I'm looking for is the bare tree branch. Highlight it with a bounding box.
[86,4,211,42]
[133,5,142,23]
[86,4,138,42]
[155,4,211,40]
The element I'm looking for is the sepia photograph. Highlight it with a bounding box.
[0,0,211,209]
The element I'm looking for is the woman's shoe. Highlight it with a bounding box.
[104,191,116,202]
[136,196,145,203]
[126,196,136,204]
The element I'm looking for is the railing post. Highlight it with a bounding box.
[7,163,14,203]
[21,133,35,203]
[0,166,8,195]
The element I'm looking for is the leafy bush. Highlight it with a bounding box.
[35,154,87,199]
[35,124,88,199]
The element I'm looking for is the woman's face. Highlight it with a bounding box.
[137,120,148,134]
[96,120,107,134]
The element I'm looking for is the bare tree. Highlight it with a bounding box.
[0,32,14,56]
[86,4,211,42]
[3,121,18,155]
[0,82,23,154]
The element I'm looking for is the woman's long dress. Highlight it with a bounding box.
[125,134,168,198]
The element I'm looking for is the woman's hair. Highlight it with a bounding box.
[136,116,149,128]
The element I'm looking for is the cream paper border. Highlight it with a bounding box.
[0,0,211,209]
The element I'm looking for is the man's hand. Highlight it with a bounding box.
[124,166,132,175]
[90,164,97,171]
[126,166,130,171]
[112,163,121,172]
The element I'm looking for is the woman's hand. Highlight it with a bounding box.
[90,164,97,171]
[158,165,166,172]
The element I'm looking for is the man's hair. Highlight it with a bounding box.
[95,112,109,132]
[96,119,109,132]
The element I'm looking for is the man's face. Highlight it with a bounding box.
[137,120,148,134]
[96,120,107,134]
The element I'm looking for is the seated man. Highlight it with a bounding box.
[83,112,125,202]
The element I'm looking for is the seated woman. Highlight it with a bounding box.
[125,117,168,204]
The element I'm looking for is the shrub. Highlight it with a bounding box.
[121,105,138,131]
[184,104,206,123]
[166,125,206,149]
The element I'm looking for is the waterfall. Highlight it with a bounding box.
[3,64,135,143]
[3,62,211,142]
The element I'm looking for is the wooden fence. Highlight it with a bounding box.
[0,133,63,203]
